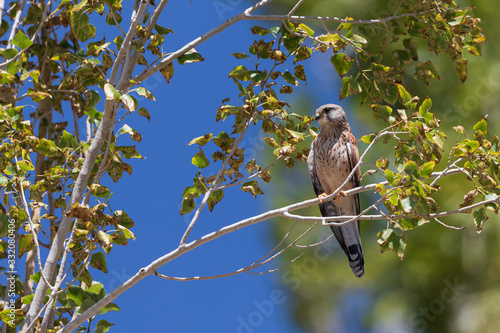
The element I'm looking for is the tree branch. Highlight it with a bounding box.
[133,0,275,83]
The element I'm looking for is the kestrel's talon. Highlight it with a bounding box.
[318,193,327,203]
[336,190,347,202]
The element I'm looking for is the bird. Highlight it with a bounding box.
[307,104,364,278]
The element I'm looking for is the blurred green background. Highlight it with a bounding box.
[263,1,500,332]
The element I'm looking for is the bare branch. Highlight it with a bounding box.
[215,156,282,190]
[109,0,148,84]
[246,11,432,24]
[434,218,465,230]
[289,0,306,15]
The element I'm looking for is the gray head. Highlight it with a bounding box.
[314,104,348,129]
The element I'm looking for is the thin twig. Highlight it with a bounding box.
[108,6,126,36]
[15,159,53,290]
[216,156,282,190]
[430,157,463,187]
[179,115,255,245]
[434,218,465,230]
[288,0,306,15]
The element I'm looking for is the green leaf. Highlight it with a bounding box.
[251,26,270,36]
[189,133,212,146]
[360,133,376,144]
[231,52,249,59]
[192,148,210,169]
[420,161,435,178]
[473,207,488,233]
[12,30,33,49]
[330,53,353,77]
[114,210,135,228]
[294,64,306,81]
[404,160,419,178]
[104,83,121,101]
[241,180,264,198]
[385,169,395,186]
[95,319,114,333]
[401,194,419,213]
[155,24,173,35]
[85,90,101,110]
[117,224,135,240]
[67,286,84,306]
[18,234,35,258]
[137,107,151,122]
[207,190,224,212]
[160,62,174,84]
[298,23,314,36]
[90,184,111,198]
[70,10,96,42]
[415,60,441,81]
[117,124,142,142]
[177,50,204,65]
[97,230,112,246]
[377,229,406,259]
[90,252,108,273]
[35,139,59,157]
[396,84,411,104]
[99,303,120,315]
[135,87,155,101]
[120,94,137,112]
[0,175,8,187]
[370,104,392,121]
[282,71,299,86]
[473,118,487,137]
[27,89,51,102]
[116,146,143,159]
[400,218,428,231]
[419,97,432,116]
[229,65,249,81]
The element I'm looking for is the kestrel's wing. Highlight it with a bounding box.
[345,131,361,216]
[343,131,364,277]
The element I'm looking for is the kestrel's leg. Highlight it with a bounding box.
[317,191,347,203]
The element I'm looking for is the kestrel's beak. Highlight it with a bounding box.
[315,111,322,121]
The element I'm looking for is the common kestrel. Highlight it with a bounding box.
[307,104,364,278]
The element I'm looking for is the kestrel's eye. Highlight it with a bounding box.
[324,107,331,113]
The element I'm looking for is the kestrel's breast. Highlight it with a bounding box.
[314,134,354,196]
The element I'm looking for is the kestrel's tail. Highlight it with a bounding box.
[330,223,365,278]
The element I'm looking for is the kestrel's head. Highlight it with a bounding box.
[314,104,347,128]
